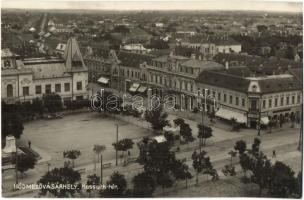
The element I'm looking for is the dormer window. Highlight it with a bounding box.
[252,85,257,92]
[4,60,11,68]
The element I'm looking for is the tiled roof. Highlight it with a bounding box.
[181,59,224,70]
[288,68,303,83]
[196,70,250,93]
[152,55,189,62]
[197,70,302,94]
[255,75,302,93]
[25,62,70,79]
[183,35,240,45]
[214,53,302,69]
[117,51,155,68]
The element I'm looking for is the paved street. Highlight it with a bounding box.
[2,108,301,197]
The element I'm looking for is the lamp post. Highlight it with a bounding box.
[199,89,208,153]
[258,97,262,136]
[298,103,303,151]
[115,124,119,166]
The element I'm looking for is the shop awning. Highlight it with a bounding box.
[97,77,109,84]
[129,83,140,92]
[260,117,270,125]
[215,108,247,124]
[137,86,147,93]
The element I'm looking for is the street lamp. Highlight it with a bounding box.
[198,89,208,153]
[115,124,119,166]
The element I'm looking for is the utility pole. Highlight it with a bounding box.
[258,97,261,136]
[15,138,18,185]
[115,124,118,166]
[298,103,303,151]
[100,154,103,184]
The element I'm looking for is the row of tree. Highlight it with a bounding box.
[223,138,302,198]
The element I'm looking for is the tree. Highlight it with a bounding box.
[32,98,44,116]
[38,167,81,197]
[197,124,213,146]
[144,107,169,131]
[132,172,156,197]
[113,25,130,34]
[86,174,100,197]
[2,112,24,143]
[173,118,185,126]
[112,139,134,162]
[268,161,298,198]
[234,140,247,155]
[251,138,261,155]
[63,150,81,168]
[171,159,192,188]
[137,137,185,190]
[251,152,273,196]
[12,154,37,177]
[43,93,62,113]
[228,150,237,166]
[285,45,295,60]
[192,150,213,185]
[164,131,175,146]
[101,171,127,197]
[296,171,302,198]
[180,122,195,144]
[93,145,106,163]
[257,25,268,33]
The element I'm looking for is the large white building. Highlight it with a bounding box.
[1,37,89,104]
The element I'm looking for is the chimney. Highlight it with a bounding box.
[225,61,229,70]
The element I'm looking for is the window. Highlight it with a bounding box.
[207,90,210,95]
[212,91,216,97]
[280,97,284,106]
[23,86,29,96]
[64,83,70,92]
[292,96,295,104]
[45,84,51,94]
[268,99,272,108]
[77,81,82,90]
[55,84,61,93]
[229,95,232,104]
[224,94,227,102]
[7,84,13,97]
[235,97,239,106]
[274,98,278,107]
[298,95,301,104]
[4,60,11,68]
[35,85,42,95]
[263,100,266,109]
[286,97,290,105]
[218,93,221,101]
[242,98,245,107]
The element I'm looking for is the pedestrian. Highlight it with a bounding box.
[28,140,31,149]
[272,150,276,158]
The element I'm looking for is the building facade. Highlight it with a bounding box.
[1,37,89,104]
[196,70,302,128]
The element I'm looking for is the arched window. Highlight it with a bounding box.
[7,84,13,97]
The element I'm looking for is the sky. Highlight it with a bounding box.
[1,0,303,12]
